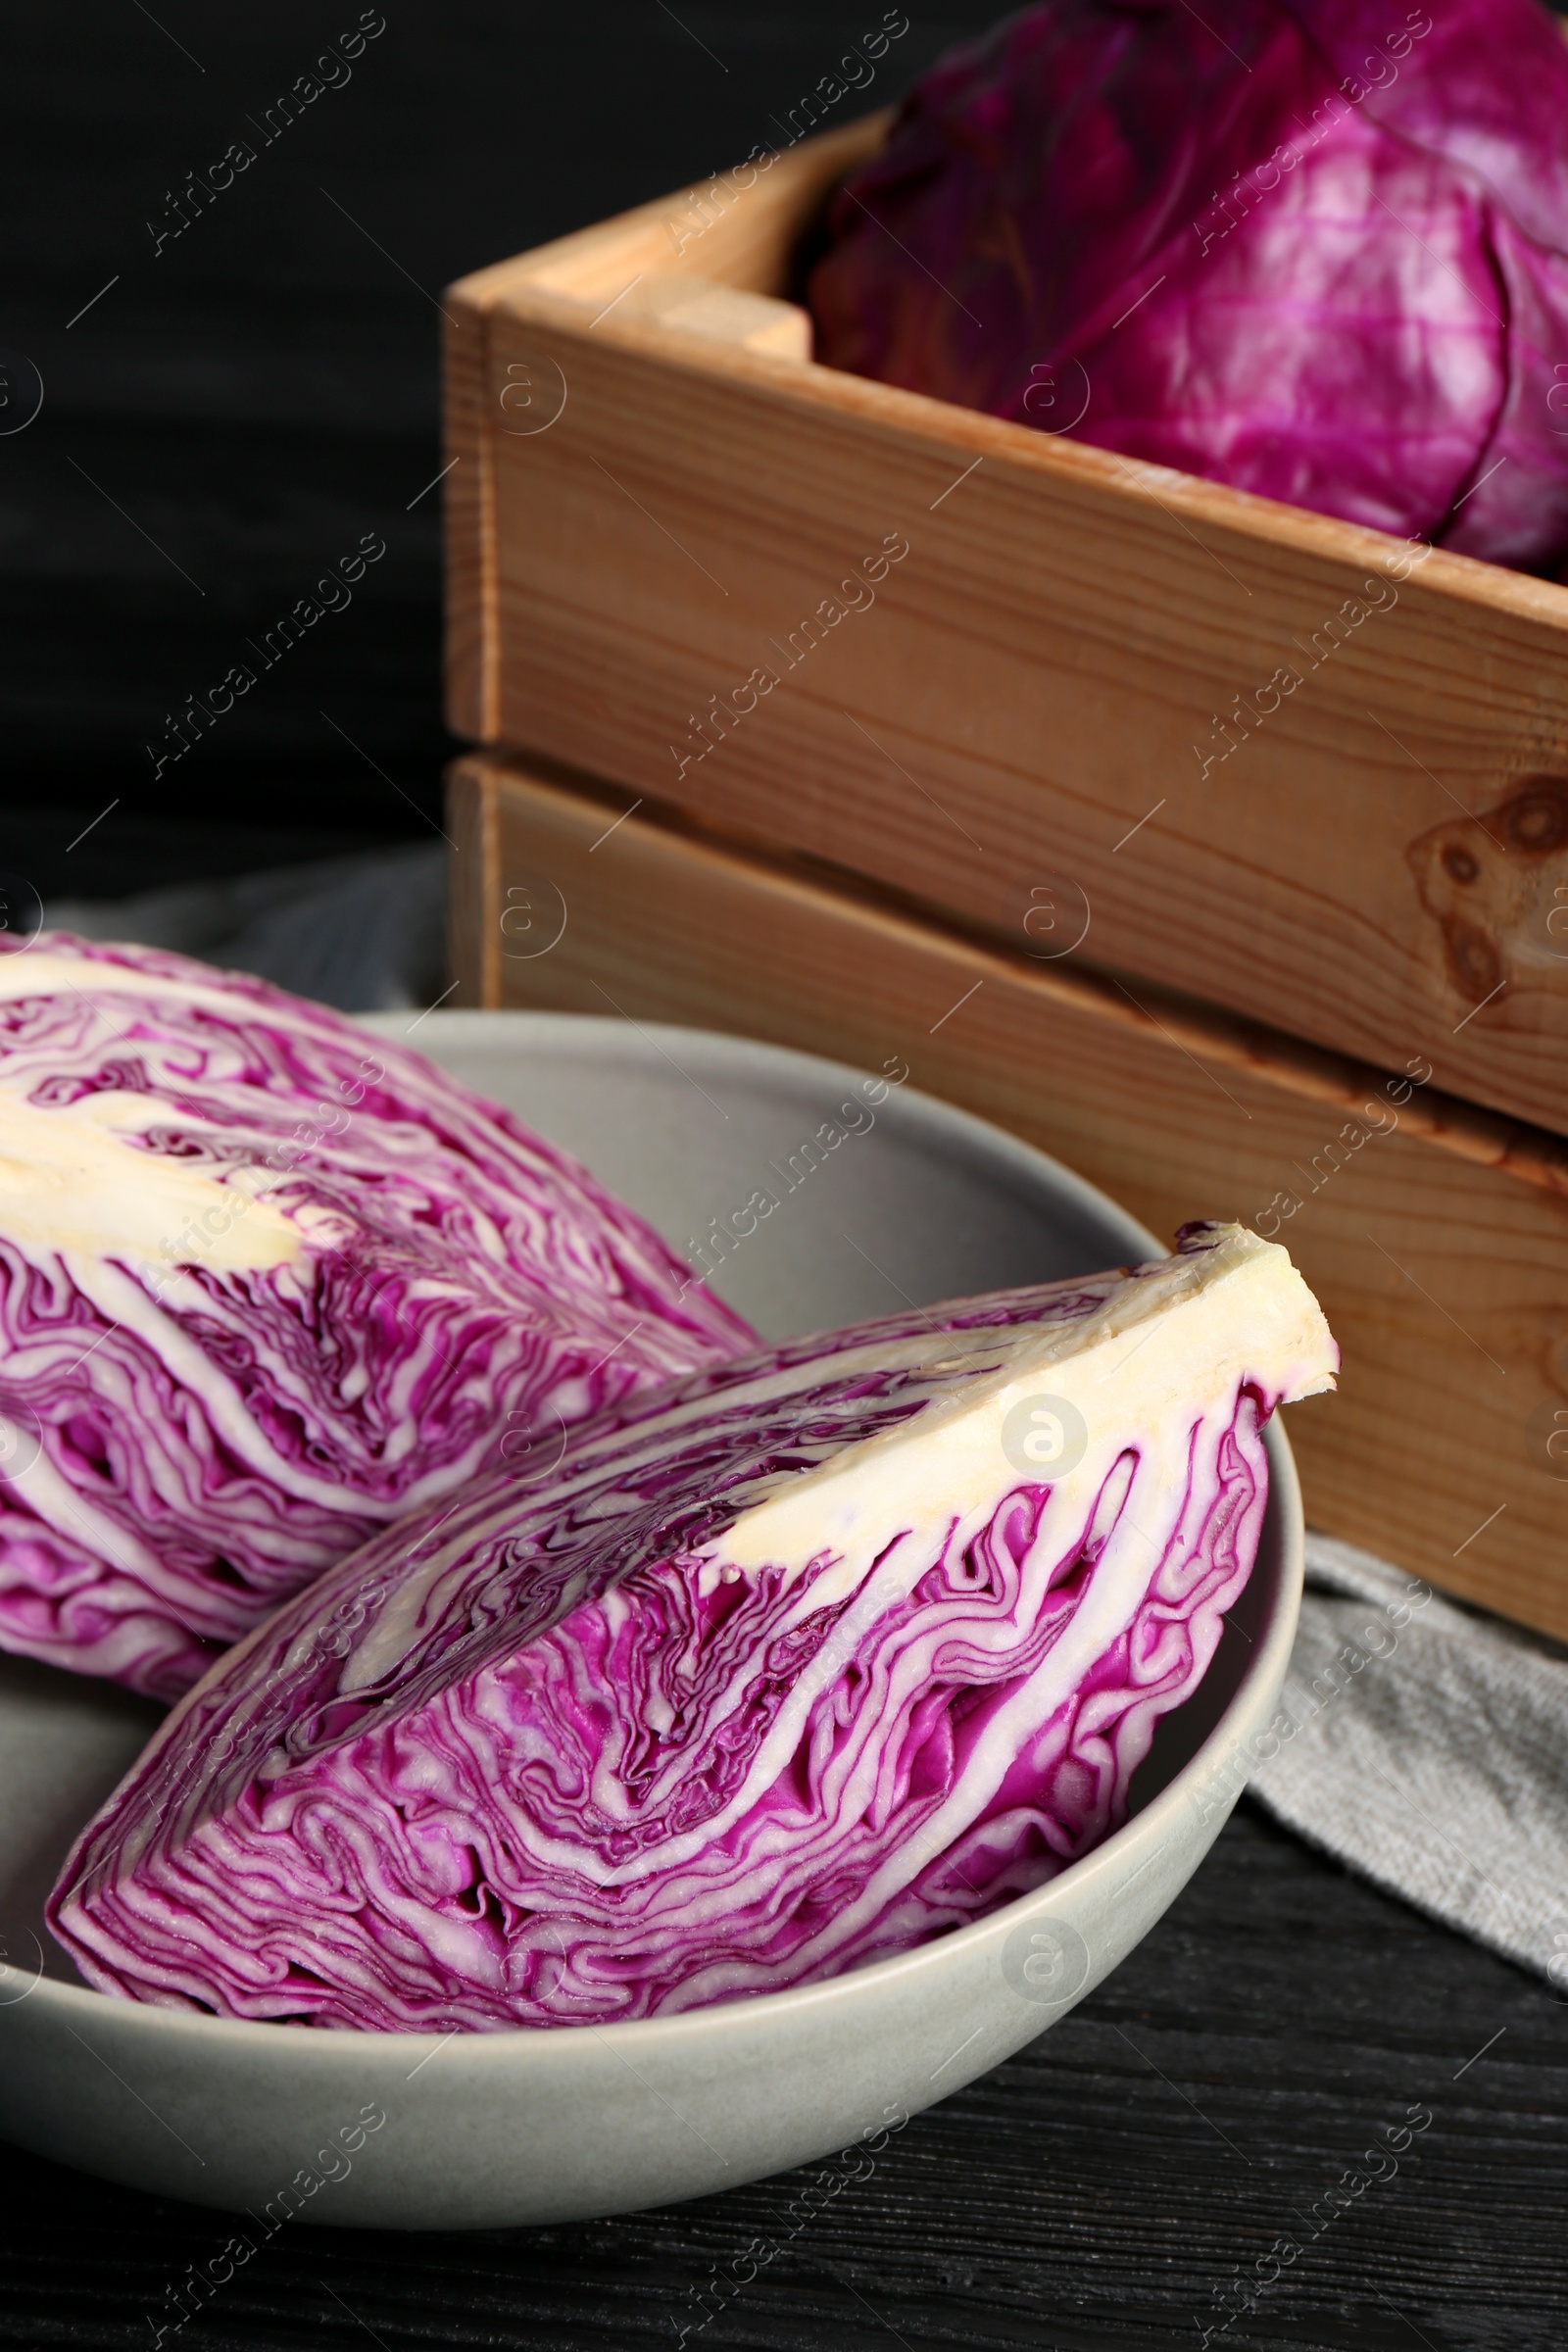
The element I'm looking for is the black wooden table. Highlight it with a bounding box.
[2,1804,1560,2351]
[3,6,1563,2344]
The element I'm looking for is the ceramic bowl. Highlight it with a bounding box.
[0,1013,1302,2229]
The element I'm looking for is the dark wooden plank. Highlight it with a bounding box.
[0,1,996,861]
[1,1806,1561,2350]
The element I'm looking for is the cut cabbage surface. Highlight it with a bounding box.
[808,0,1568,574]
[0,935,752,1696]
[52,1222,1336,2027]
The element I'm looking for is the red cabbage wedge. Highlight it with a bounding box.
[53,1224,1335,2028]
[0,935,751,1699]
[808,0,1568,573]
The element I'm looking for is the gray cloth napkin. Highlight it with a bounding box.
[45,841,447,1014]
[1250,1533,1568,1990]
[35,852,1568,1990]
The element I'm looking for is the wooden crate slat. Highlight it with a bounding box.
[450,750,1568,1642]
[444,132,1568,1140]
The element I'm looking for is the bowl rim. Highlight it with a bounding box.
[14,1009,1303,2062]
[367,1007,1164,1281]
[23,1447,1301,2067]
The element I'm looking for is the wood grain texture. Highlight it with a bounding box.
[440,112,885,749]
[441,260,499,748]
[3,1805,1561,2350]
[446,760,497,1010]
[443,131,1568,1142]
[451,751,1568,1641]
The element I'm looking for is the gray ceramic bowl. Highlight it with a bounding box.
[0,1014,1302,2229]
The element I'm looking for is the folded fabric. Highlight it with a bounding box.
[45,842,446,1012]
[1249,1533,1568,1991]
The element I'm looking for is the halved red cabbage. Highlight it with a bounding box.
[0,935,751,1699]
[51,1223,1336,2029]
[808,0,1568,573]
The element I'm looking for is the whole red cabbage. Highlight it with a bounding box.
[0,936,751,1700]
[51,1225,1336,2030]
[808,0,1568,571]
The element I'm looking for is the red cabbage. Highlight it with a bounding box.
[51,1223,1336,2029]
[808,0,1568,572]
[0,935,752,1700]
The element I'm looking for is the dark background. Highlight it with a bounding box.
[0,1,1000,903]
[2,1807,1564,2351]
[3,7,1566,2346]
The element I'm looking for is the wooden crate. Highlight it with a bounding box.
[450,749,1568,1643]
[443,115,1568,1143]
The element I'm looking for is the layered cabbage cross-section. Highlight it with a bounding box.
[808,0,1568,574]
[52,1223,1336,2026]
[0,935,751,1696]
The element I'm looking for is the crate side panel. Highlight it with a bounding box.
[442,289,497,743]
[465,754,1568,1640]
[473,308,1568,1140]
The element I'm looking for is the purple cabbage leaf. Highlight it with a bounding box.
[0,934,752,1699]
[51,1221,1337,2030]
[807,0,1568,573]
